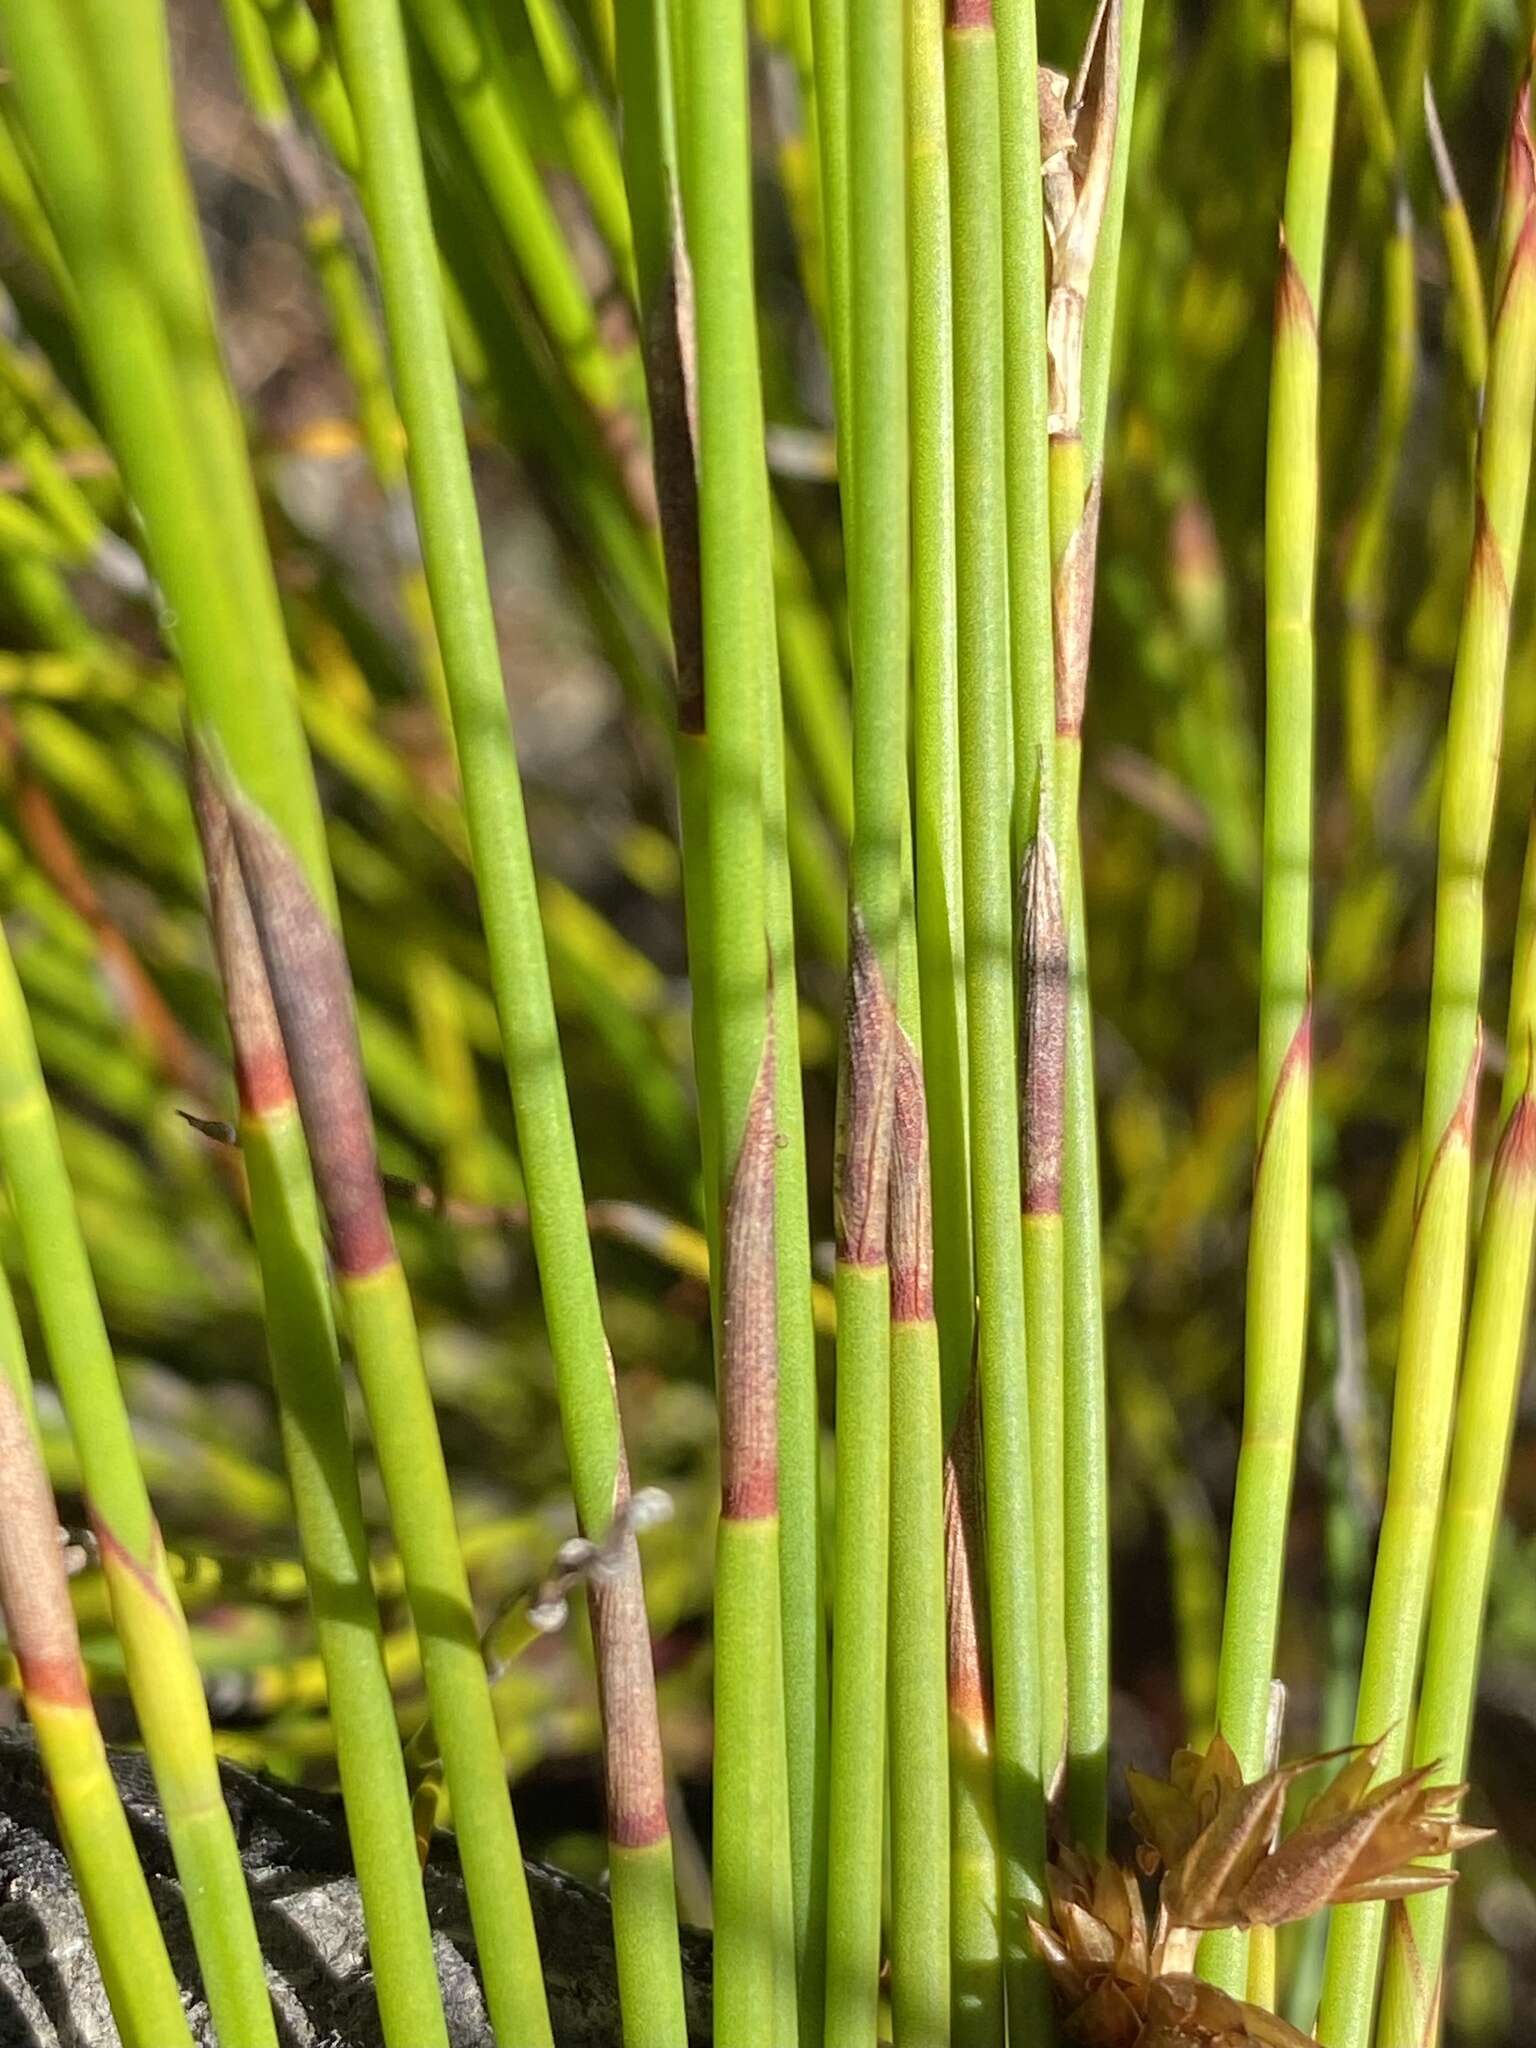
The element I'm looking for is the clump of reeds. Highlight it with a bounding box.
[0,2,1532,2047]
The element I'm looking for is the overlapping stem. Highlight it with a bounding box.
[400,0,646,500]
[946,6,1048,2033]
[191,761,449,2047]
[823,0,909,2037]
[677,0,797,2034]
[0,925,275,2045]
[908,0,972,1424]
[1374,1074,1536,2036]
[992,0,1053,856]
[326,0,688,2036]
[224,791,556,2048]
[1042,2,1121,1852]
[1205,0,1337,1995]
[1319,74,1536,2048]
[0,1286,193,2048]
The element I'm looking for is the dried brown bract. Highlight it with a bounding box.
[1125,1734,1488,1933]
[1041,0,1122,434]
[1033,1736,1489,2042]
[1030,1846,1314,2046]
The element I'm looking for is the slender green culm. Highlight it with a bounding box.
[678,0,797,2032]
[191,760,450,2048]
[0,1285,194,2048]
[993,0,1052,857]
[328,0,688,2036]
[1204,0,1337,1996]
[1375,826,1536,2045]
[907,0,971,1429]
[824,0,909,2035]
[1318,72,1536,2048]
[1042,0,1122,1853]
[0,926,276,2045]
[946,8,1049,2036]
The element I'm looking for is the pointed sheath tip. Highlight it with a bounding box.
[188,742,294,1122]
[1503,73,1536,246]
[889,1030,934,1324]
[1470,493,1511,609]
[1503,196,1536,309]
[1275,232,1318,338]
[943,1383,990,1732]
[720,1042,779,1523]
[1020,831,1068,1215]
[1495,1075,1536,1183]
[835,912,897,1266]
[1257,1001,1313,1173]
[1418,1028,1484,1212]
[223,789,396,1280]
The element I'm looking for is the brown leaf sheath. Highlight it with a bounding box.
[835,911,898,1266]
[948,0,993,28]
[889,1028,934,1324]
[0,1377,90,1708]
[944,1377,991,1733]
[589,1546,670,1849]
[721,1039,779,1523]
[224,787,394,1280]
[587,1356,670,1850]
[1053,470,1103,737]
[189,747,294,1121]
[1020,829,1068,1214]
[645,183,704,734]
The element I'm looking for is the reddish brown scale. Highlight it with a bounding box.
[947,0,993,27]
[1275,233,1318,340]
[835,912,898,1267]
[225,789,395,1280]
[1495,1086,1536,1182]
[1020,831,1068,1215]
[1506,77,1534,219]
[889,1029,935,1325]
[89,1511,173,1613]
[586,1354,670,1850]
[944,1380,991,1731]
[590,1550,670,1847]
[0,1379,92,1710]
[1469,494,1512,611]
[1417,1029,1483,1215]
[1256,1002,1312,1177]
[720,1041,779,1523]
[189,747,296,1121]
[1052,469,1102,739]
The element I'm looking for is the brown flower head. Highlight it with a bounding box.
[1126,1734,1489,1935]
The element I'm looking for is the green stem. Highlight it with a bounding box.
[947,15,1048,2036]
[0,928,276,2045]
[329,0,686,2033]
[1206,0,1337,1990]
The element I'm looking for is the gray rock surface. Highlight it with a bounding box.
[0,1738,711,2047]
